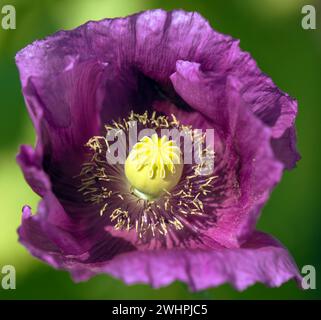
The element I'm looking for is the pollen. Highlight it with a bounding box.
[125,133,183,200]
[77,111,216,242]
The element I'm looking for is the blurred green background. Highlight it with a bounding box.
[0,0,320,299]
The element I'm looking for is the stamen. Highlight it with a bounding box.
[77,111,216,242]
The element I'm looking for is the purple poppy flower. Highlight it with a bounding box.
[16,9,301,291]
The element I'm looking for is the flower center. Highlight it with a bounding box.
[125,133,183,200]
[77,111,216,241]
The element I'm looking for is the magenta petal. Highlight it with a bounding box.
[101,231,301,291]
[16,50,108,172]
[170,61,284,247]
[17,145,51,197]
[129,10,234,82]
[19,202,136,266]
[18,217,301,291]
[240,73,300,170]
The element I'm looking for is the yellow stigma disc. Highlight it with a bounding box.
[125,133,183,200]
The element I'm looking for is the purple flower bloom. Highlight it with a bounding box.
[16,9,301,291]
